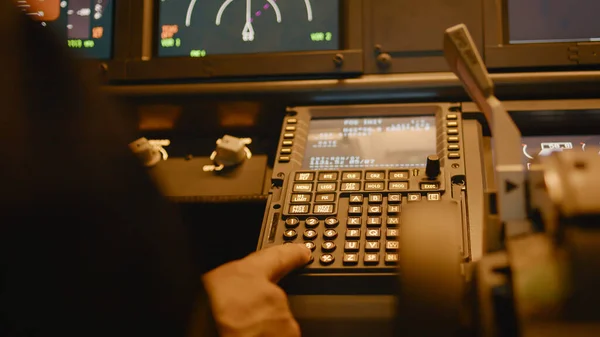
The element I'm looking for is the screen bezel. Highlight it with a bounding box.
[123,0,363,82]
[69,0,129,83]
[483,0,600,70]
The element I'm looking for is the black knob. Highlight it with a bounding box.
[425,155,441,179]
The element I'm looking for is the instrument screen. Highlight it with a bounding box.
[17,0,114,59]
[302,116,437,170]
[157,0,340,57]
[508,0,600,44]
[521,135,600,167]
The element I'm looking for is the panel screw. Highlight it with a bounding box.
[333,53,344,67]
[99,62,108,73]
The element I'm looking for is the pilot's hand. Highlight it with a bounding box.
[202,243,311,337]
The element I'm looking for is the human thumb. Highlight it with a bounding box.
[243,244,311,282]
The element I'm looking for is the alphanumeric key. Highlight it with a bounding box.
[364,253,380,265]
[348,206,362,215]
[367,217,382,227]
[385,253,399,265]
[366,228,381,239]
[365,241,380,251]
[343,253,359,265]
[344,241,360,252]
[368,205,382,215]
[347,217,361,227]
[321,241,336,252]
[386,240,400,251]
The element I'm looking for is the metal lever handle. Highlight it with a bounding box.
[443,24,528,227]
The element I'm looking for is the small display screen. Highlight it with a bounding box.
[302,116,437,170]
[508,0,600,44]
[157,0,339,57]
[17,0,114,59]
[521,135,600,168]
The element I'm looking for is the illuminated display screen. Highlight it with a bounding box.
[157,0,339,57]
[521,135,600,168]
[508,0,600,44]
[17,0,114,59]
[302,116,437,170]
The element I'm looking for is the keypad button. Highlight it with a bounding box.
[280,148,292,154]
[320,254,335,265]
[364,253,380,265]
[368,194,383,203]
[303,230,318,240]
[341,172,361,181]
[408,193,422,202]
[346,228,361,239]
[367,217,382,227]
[448,144,460,151]
[446,114,457,120]
[279,156,290,163]
[348,206,362,214]
[287,118,298,124]
[347,217,361,227]
[293,183,313,192]
[321,241,336,252]
[368,205,382,215]
[349,194,363,203]
[305,241,316,251]
[344,241,360,251]
[389,182,409,191]
[317,183,337,192]
[289,204,309,214]
[385,253,399,265]
[388,194,401,203]
[365,171,385,180]
[325,217,339,227]
[448,136,460,143]
[284,133,295,139]
[343,253,359,265]
[386,240,400,251]
[386,228,400,238]
[365,241,380,251]
[389,171,409,180]
[305,217,320,228]
[283,229,297,240]
[420,182,439,190]
[291,193,311,203]
[449,153,461,159]
[318,172,338,181]
[427,193,441,201]
[447,129,459,135]
[315,193,335,202]
[365,182,385,191]
[313,204,335,214]
[341,182,361,191]
[387,217,400,226]
[282,140,293,146]
[286,126,297,131]
[285,217,300,228]
[324,229,338,240]
[447,121,458,127]
[387,205,401,214]
[366,228,381,239]
[295,172,315,181]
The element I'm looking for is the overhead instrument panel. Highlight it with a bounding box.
[158,0,340,57]
[16,0,114,59]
